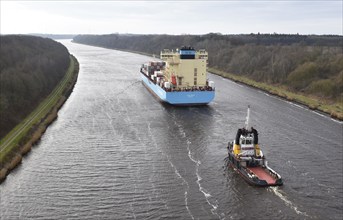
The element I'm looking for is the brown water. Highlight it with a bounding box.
[1,40,342,219]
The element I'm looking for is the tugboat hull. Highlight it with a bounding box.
[227,144,283,187]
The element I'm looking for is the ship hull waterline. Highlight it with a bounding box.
[141,72,215,106]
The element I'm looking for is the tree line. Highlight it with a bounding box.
[0,35,70,138]
[73,33,343,103]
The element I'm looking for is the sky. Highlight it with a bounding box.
[1,0,342,35]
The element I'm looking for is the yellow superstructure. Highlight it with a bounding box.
[233,144,241,155]
[160,47,208,89]
[255,144,261,157]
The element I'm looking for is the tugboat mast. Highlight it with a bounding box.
[245,105,250,130]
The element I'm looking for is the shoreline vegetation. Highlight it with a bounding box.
[208,68,343,121]
[73,41,342,121]
[0,55,79,183]
[1,35,73,138]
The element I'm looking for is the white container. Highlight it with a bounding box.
[154,71,163,77]
[164,82,171,89]
[209,81,215,88]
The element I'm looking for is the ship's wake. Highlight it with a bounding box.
[268,187,310,218]
[147,122,195,220]
[173,120,224,220]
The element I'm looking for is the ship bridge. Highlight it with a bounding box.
[160,47,208,61]
[179,46,196,59]
[160,47,209,89]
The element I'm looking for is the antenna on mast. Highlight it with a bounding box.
[245,105,250,130]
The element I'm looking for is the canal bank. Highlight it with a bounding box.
[0,55,79,183]
[208,67,343,121]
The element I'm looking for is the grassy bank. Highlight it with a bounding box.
[209,67,343,121]
[0,55,79,183]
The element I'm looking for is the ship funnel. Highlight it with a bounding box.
[245,105,250,130]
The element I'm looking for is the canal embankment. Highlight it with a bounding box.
[208,67,343,121]
[0,55,79,183]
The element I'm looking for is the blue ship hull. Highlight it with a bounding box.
[141,73,215,105]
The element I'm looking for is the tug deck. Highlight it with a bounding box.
[248,167,277,185]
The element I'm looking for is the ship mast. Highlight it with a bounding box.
[245,105,250,130]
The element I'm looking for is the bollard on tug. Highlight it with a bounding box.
[140,46,215,105]
[227,106,283,186]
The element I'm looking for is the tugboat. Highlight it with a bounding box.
[227,106,283,186]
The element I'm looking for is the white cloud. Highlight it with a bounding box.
[1,1,342,35]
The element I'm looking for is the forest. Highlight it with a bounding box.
[73,33,343,106]
[0,35,70,138]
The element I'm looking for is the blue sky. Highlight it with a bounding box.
[1,1,342,35]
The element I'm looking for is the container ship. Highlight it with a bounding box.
[140,46,215,105]
[226,106,283,186]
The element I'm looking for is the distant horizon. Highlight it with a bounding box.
[1,1,342,36]
[2,32,343,37]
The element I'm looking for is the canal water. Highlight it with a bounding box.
[1,40,342,219]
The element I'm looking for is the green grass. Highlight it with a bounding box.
[0,55,78,164]
[209,67,343,120]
